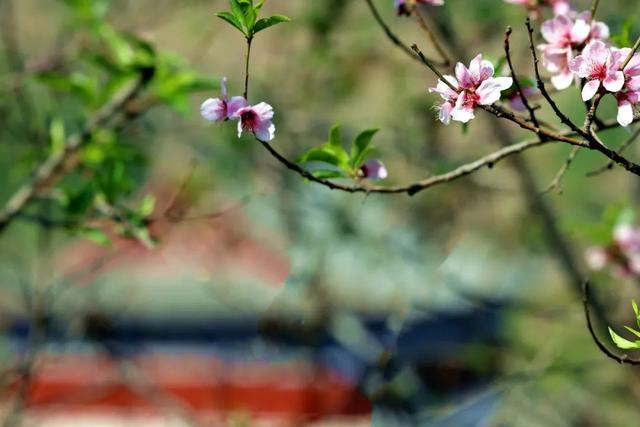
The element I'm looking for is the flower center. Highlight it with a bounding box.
[241,110,258,129]
[590,62,607,80]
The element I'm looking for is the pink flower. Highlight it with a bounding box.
[569,40,625,101]
[614,224,640,254]
[616,90,640,127]
[613,48,640,126]
[429,55,512,124]
[538,12,608,90]
[233,102,276,142]
[394,0,443,15]
[200,77,248,122]
[586,223,640,278]
[429,75,459,125]
[585,246,608,270]
[359,160,388,181]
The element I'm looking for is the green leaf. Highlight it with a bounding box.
[616,208,635,227]
[350,128,379,169]
[229,0,247,28]
[311,170,348,179]
[49,118,66,155]
[215,11,245,34]
[328,124,341,148]
[80,227,111,247]
[253,15,291,35]
[138,195,156,217]
[623,326,640,339]
[298,147,343,166]
[609,327,640,350]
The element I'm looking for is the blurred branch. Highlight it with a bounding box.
[0,66,155,235]
[363,0,445,66]
[413,6,451,67]
[543,146,580,195]
[504,26,540,129]
[582,282,640,365]
[0,0,37,137]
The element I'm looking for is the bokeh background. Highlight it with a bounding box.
[1,0,640,425]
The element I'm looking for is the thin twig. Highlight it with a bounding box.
[622,36,640,71]
[363,0,442,65]
[542,146,580,194]
[582,282,640,365]
[589,0,601,22]
[525,18,587,139]
[413,6,451,67]
[504,26,541,130]
[584,92,603,134]
[259,136,553,195]
[244,36,253,100]
[587,126,640,177]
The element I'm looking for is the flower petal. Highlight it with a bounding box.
[252,102,274,121]
[227,96,248,118]
[581,79,600,101]
[617,100,634,127]
[200,98,227,122]
[254,120,276,142]
[604,71,625,93]
[550,71,574,90]
[477,77,512,105]
[455,62,474,89]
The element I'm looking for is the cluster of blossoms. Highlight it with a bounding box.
[200,77,276,142]
[429,55,513,124]
[569,41,640,126]
[538,11,609,90]
[586,224,640,279]
[534,3,640,127]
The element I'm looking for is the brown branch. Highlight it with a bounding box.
[525,18,587,139]
[582,282,640,365]
[0,66,155,235]
[542,146,580,194]
[258,136,556,196]
[622,36,640,71]
[413,7,451,67]
[589,0,602,22]
[252,10,640,199]
[587,126,640,177]
[504,26,541,130]
[363,0,443,66]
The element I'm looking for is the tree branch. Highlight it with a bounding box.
[582,282,640,365]
[0,67,155,235]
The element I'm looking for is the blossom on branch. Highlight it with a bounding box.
[429,55,513,124]
[359,159,388,181]
[586,223,640,278]
[200,77,248,122]
[614,49,640,126]
[234,102,276,142]
[569,40,626,101]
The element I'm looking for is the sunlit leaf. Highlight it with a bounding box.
[609,327,640,349]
